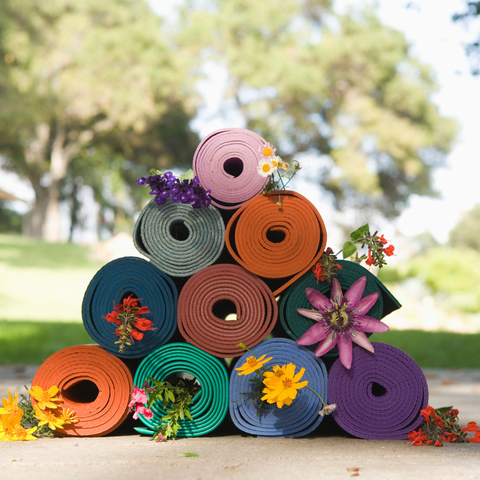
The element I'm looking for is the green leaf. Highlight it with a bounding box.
[178,453,199,457]
[179,169,195,181]
[342,241,357,259]
[185,410,193,421]
[350,224,370,242]
[149,169,164,176]
[435,406,453,415]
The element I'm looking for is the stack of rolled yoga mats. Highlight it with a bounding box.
[31,127,428,439]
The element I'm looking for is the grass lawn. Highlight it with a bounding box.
[0,234,105,321]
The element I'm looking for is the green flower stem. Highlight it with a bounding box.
[305,385,326,408]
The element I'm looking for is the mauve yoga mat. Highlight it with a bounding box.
[328,342,428,440]
[177,264,277,358]
[192,128,270,210]
[279,260,401,356]
[31,345,132,437]
[133,343,229,438]
[225,191,327,296]
[229,338,328,438]
[82,257,177,358]
[133,199,225,277]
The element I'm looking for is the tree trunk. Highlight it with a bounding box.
[42,126,69,243]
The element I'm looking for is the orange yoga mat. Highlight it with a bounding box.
[30,345,133,437]
[225,191,327,296]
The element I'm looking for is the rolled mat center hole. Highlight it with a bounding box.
[164,372,201,388]
[223,157,244,177]
[266,228,286,243]
[371,382,387,397]
[169,220,190,241]
[212,299,237,321]
[62,380,99,404]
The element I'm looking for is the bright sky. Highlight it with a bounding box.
[2,0,479,245]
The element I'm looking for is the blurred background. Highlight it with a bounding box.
[1,0,479,367]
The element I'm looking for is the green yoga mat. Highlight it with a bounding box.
[133,343,229,437]
[133,199,225,277]
[279,260,401,355]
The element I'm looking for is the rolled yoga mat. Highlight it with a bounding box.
[192,128,270,210]
[133,343,229,437]
[328,342,428,440]
[279,260,401,356]
[229,338,328,438]
[177,264,278,358]
[30,345,133,437]
[133,198,225,277]
[82,256,177,359]
[225,190,327,296]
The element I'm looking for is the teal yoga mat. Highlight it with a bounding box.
[133,343,229,437]
[133,199,225,277]
[278,260,401,356]
[82,256,177,359]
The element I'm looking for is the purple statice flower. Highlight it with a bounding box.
[296,276,389,369]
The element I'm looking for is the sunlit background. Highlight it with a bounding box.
[1,0,479,341]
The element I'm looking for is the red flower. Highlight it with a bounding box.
[130,329,144,341]
[445,408,459,418]
[462,421,479,432]
[434,416,444,426]
[468,432,480,443]
[136,306,150,315]
[365,250,375,266]
[336,263,342,270]
[105,311,121,325]
[312,263,326,282]
[434,440,443,447]
[376,234,388,245]
[134,318,154,331]
[384,244,395,256]
[420,406,436,422]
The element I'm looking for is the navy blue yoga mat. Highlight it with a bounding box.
[82,256,177,358]
[328,342,428,440]
[229,338,328,437]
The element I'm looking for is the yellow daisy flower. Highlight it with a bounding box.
[261,363,308,407]
[28,385,62,410]
[10,424,37,441]
[235,354,272,376]
[60,408,78,426]
[33,405,64,430]
[0,389,23,423]
[257,158,276,177]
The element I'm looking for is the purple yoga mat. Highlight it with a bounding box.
[328,342,428,440]
[192,128,270,210]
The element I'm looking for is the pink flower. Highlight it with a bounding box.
[129,387,148,410]
[296,276,389,369]
[132,404,152,420]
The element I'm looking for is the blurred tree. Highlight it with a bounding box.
[0,0,198,242]
[176,0,457,218]
[453,1,480,75]
[449,203,480,251]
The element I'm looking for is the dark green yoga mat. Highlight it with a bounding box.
[133,199,225,277]
[278,260,401,356]
[133,343,229,437]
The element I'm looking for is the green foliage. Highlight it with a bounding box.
[0,205,23,233]
[0,321,93,364]
[177,0,457,218]
[0,0,198,240]
[146,377,201,441]
[380,329,480,369]
[449,203,480,251]
[452,1,480,75]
